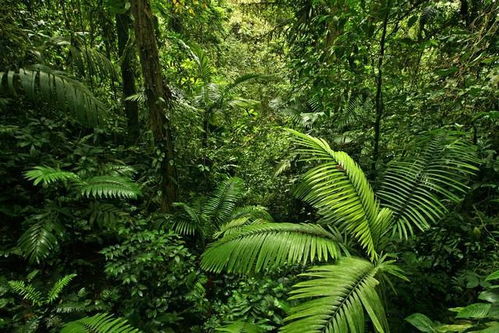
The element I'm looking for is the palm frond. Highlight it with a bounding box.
[69,45,118,80]
[124,92,146,103]
[281,257,389,333]
[201,223,341,274]
[25,166,80,186]
[47,273,77,303]
[378,131,479,238]
[18,219,62,264]
[172,202,204,236]
[0,66,106,126]
[86,202,125,229]
[177,39,211,81]
[80,176,141,199]
[8,280,44,306]
[335,97,373,130]
[203,177,245,224]
[230,205,274,222]
[214,217,268,238]
[214,205,273,238]
[61,313,141,333]
[289,129,381,259]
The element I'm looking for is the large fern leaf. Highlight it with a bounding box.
[18,219,62,264]
[201,223,341,273]
[281,257,389,333]
[8,280,44,306]
[172,202,204,236]
[378,131,479,238]
[47,273,77,303]
[80,176,141,199]
[230,205,274,222]
[61,313,141,333]
[69,45,118,80]
[289,129,382,259]
[25,166,80,186]
[0,66,106,126]
[215,205,273,238]
[203,177,245,224]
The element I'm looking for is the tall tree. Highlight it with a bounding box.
[130,0,177,211]
[116,12,139,143]
[372,0,392,176]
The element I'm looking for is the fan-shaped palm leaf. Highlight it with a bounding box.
[201,223,341,274]
[289,129,381,259]
[61,313,141,333]
[0,66,106,126]
[281,257,390,333]
[378,131,479,238]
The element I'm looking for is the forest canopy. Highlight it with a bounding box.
[0,0,497,332]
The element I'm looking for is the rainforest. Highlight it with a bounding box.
[0,0,498,332]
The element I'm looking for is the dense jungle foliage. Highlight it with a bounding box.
[0,0,498,332]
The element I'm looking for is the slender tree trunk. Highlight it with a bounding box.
[202,107,212,149]
[131,0,177,211]
[372,0,391,177]
[116,12,139,143]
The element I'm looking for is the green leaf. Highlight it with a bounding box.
[47,274,76,303]
[378,131,478,239]
[405,313,437,332]
[201,223,341,274]
[0,67,106,126]
[61,313,141,333]
[289,129,383,259]
[25,166,79,186]
[486,270,499,282]
[203,177,244,224]
[456,303,491,319]
[80,176,141,199]
[282,257,389,333]
[8,280,44,306]
[18,219,62,264]
[479,290,499,304]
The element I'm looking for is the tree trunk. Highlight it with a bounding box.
[116,12,139,143]
[371,0,391,178]
[131,0,177,211]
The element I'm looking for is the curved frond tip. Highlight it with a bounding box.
[288,129,381,259]
[378,132,478,239]
[0,67,106,126]
[281,257,389,333]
